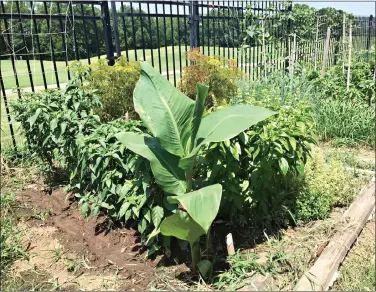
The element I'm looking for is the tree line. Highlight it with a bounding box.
[0,1,360,62]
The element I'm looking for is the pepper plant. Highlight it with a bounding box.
[116,62,275,273]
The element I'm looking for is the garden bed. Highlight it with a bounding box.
[1,143,373,291]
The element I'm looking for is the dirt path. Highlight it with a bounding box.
[10,181,161,290]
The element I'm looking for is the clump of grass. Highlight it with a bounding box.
[313,99,375,147]
[323,146,375,171]
[332,218,375,291]
[0,191,28,290]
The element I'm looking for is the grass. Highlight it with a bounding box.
[1,44,284,148]
[1,44,283,90]
[313,99,375,148]
[331,218,375,291]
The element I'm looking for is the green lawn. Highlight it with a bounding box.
[1,44,285,148]
[1,44,285,90]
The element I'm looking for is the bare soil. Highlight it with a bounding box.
[10,179,162,290]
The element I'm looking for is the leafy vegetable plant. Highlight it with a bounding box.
[116,62,275,273]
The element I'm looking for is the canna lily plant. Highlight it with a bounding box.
[116,62,275,273]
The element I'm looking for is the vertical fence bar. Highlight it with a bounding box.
[207,2,210,56]
[201,1,205,54]
[30,0,48,89]
[155,2,162,73]
[138,2,146,60]
[91,3,101,60]
[56,2,71,80]
[176,2,182,77]
[190,0,200,49]
[120,2,130,61]
[232,0,235,60]
[111,1,121,58]
[170,2,177,85]
[146,2,154,66]
[1,1,21,99]
[0,70,17,151]
[129,2,137,60]
[162,3,169,79]
[101,0,115,65]
[183,1,189,64]
[15,1,34,91]
[80,4,91,64]
[43,1,60,87]
[366,14,373,61]
[285,3,292,72]
[69,2,79,61]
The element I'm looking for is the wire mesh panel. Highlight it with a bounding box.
[0,0,106,150]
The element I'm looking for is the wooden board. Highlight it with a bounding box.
[294,181,375,291]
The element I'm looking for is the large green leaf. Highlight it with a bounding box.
[179,105,275,171]
[191,83,208,150]
[160,210,205,245]
[176,184,222,233]
[197,105,275,144]
[116,132,186,195]
[134,62,195,157]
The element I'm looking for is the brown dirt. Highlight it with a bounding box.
[12,180,160,290]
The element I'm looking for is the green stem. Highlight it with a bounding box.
[190,240,200,274]
[206,226,212,257]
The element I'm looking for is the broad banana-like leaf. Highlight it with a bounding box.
[116,132,186,195]
[134,62,195,157]
[191,83,209,151]
[179,105,275,172]
[160,210,205,245]
[176,184,222,233]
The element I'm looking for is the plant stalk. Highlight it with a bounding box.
[190,240,200,274]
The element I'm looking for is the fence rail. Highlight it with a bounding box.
[1,0,375,152]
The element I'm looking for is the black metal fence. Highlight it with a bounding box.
[1,0,375,151]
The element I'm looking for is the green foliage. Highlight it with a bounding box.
[291,147,371,223]
[70,57,140,121]
[195,71,317,224]
[294,189,332,222]
[0,191,26,274]
[311,60,375,106]
[117,61,274,272]
[178,49,244,107]
[11,78,101,175]
[215,251,264,290]
[11,78,161,253]
[313,99,375,147]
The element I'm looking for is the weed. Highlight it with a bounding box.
[313,99,375,147]
[53,246,64,262]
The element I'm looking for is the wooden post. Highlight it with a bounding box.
[291,33,297,74]
[261,17,267,77]
[346,23,352,92]
[314,16,320,70]
[321,27,331,77]
[342,13,346,74]
[226,233,235,256]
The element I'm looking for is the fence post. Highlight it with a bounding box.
[321,27,331,77]
[342,13,346,74]
[333,11,343,65]
[346,23,352,92]
[285,4,293,72]
[366,14,373,61]
[111,1,121,58]
[101,1,115,65]
[189,1,200,50]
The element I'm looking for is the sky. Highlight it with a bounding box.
[295,1,376,16]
